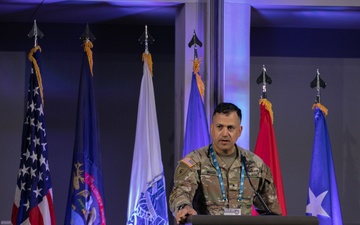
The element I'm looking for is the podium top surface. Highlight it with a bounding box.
[185,215,319,225]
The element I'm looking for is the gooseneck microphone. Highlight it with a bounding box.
[240,155,277,215]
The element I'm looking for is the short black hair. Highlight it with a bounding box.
[213,102,242,121]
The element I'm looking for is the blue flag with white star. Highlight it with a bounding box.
[306,106,343,225]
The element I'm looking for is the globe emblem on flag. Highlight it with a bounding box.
[127,176,167,225]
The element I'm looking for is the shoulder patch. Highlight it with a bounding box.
[176,163,190,179]
[180,156,196,168]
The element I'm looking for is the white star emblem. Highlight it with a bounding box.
[39,171,43,181]
[30,151,38,163]
[24,200,30,211]
[41,142,47,151]
[23,149,31,160]
[33,136,41,147]
[27,136,31,145]
[20,165,29,176]
[30,167,37,178]
[30,118,35,126]
[33,86,39,96]
[29,100,36,112]
[39,154,46,166]
[33,187,42,198]
[306,188,330,217]
[36,121,44,131]
[20,181,26,191]
[37,105,44,116]
[45,160,50,171]
[24,116,30,124]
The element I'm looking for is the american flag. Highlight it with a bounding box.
[11,47,56,225]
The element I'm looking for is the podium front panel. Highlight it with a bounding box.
[185,215,319,225]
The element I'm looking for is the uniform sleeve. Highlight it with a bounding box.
[254,163,282,215]
[169,155,200,217]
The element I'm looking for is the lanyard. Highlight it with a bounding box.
[209,145,245,202]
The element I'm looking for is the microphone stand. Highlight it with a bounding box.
[241,155,278,215]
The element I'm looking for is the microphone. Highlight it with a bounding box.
[241,155,278,215]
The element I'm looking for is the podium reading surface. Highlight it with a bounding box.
[185,215,319,225]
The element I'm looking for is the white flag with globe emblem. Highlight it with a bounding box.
[126,52,169,225]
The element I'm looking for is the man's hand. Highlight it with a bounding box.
[176,205,197,224]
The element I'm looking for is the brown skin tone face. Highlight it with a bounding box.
[210,111,243,155]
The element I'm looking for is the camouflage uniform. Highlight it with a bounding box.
[169,144,282,217]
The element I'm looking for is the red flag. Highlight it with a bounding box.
[254,99,287,215]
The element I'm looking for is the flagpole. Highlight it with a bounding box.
[307,72,343,225]
[188,30,205,99]
[310,69,327,106]
[138,25,155,54]
[254,66,287,215]
[28,19,44,47]
[27,20,45,105]
[127,25,169,225]
[256,65,272,99]
[310,69,328,115]
[181,30,209,158]
[80,23,96,42]
[188,29,203,60]
[64,24,107,225]
[11,20,56,225]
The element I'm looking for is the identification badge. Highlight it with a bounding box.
[224,208,241,215]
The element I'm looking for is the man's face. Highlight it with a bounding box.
[210,111,242,154]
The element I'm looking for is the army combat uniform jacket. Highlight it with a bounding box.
[169,144,282,216]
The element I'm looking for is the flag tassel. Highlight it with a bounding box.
[312,103,328,116]
[142,52,153,76]
[83,40,94,76]
[193,58,205,99]
[259,99,274,124]
[28,46,44,106]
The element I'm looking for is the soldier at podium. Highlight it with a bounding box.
[169,103,282,224]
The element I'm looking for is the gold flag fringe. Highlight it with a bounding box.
[28,46,44,106]
[142,52,153,76]
[193,58,205,98]
[312,103,328,116]
[259,98,274,124]
[83,40,94,76]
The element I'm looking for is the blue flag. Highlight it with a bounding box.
[182,72,210,157]
[11,46,56,225]
[306,106,343,225]
[65,41,106,225]
[127,53,169,225]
